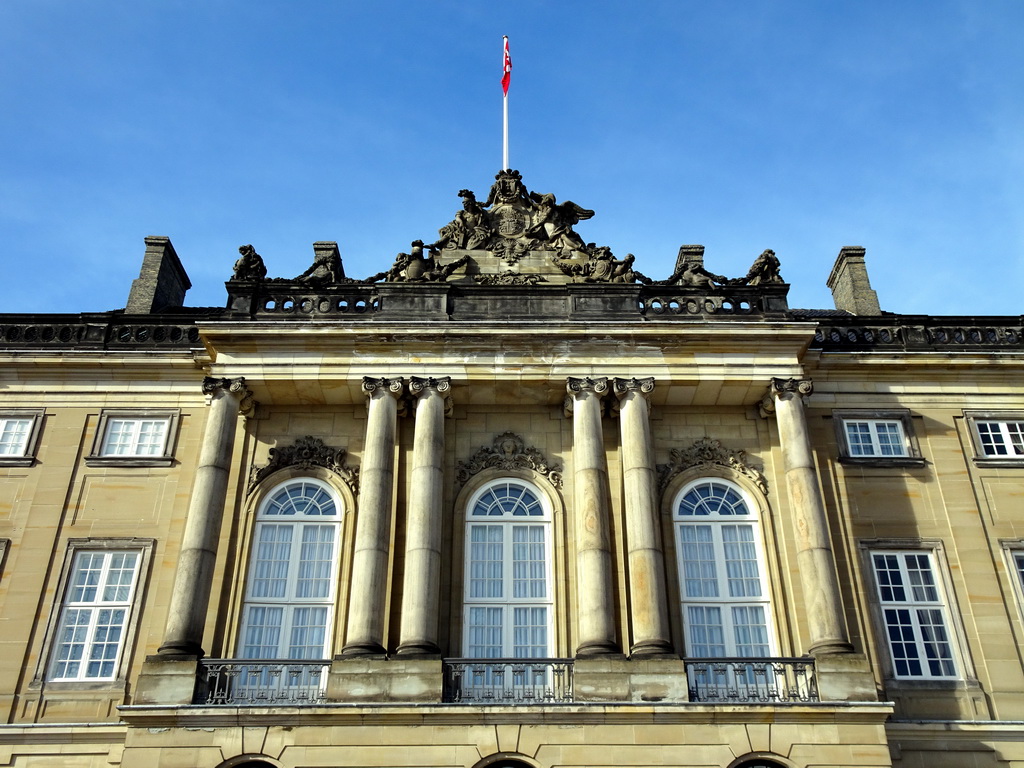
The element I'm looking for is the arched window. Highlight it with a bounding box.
[463,479,553,658]
[239,478,342,659]
[673,478,774,658]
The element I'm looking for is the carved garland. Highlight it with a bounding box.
[657,437,767,495]
[249,435,359,494]
[456,431,562,489]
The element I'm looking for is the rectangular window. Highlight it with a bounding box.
[87,410,178,466]
[100,418,168,456]
[833,410,921,465]
[870,550,957,679]
[0,409,44,466]
[844,420,908,457]
[50,550,142,681]
[975,420,1024,457]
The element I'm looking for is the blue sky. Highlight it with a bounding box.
[2,1,1022,315]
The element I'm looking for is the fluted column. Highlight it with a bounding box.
[159,376,253,657]
[763,377,853,655]
[343,376,404,656]
[397,376,451,656]
[613,377,673,656]
[565,377,619,656]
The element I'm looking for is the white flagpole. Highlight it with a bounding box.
[502,35,510,170]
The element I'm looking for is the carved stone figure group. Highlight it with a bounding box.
[226,171,786,289]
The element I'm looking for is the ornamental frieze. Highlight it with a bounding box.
[657,437,767,495]
[249,435,359,494]
[456,431,562,489]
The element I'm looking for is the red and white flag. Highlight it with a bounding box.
[502,36,512,96]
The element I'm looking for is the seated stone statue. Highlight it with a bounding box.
[232,244,267,281]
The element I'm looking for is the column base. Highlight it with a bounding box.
[629,639,675,658]
[156,641,205,659]
[341,641,388,657]
[575,641,624,658]
[809,638,855,656]
[395,641,441,657]
[134,656,200,705]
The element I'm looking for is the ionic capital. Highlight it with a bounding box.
[202,376,255,414]
[361,376,405,399]
[564,376,610,416]
[408,376,451,396]
[613,376,655,400]
[409,376,453,417]
[759,377,813,417]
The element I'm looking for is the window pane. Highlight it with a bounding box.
[241,606,284,657]
[251,525,293,598]
[469,525,504,599]
[680,524,718,598]
[512,525,547,599]
[467,606,504,657]
[0,418,31,455]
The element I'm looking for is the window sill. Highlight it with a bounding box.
[839,456,926,469]
[972,457,1024,469]
[0,457,35,467]
[85,456,175,468]
[883,677,980,691]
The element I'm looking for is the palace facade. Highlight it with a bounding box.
[1,170,1023,767]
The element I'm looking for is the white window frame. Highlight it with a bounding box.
[1001,541,1024,621]
[0,409,44,466]
[462,478,554,660]
[832,409,922,466]
[86,409,178,467]
[238,477,343,661]
[672,478,776,659]
[975,420,1024,457]
[866,547,961,681]
[39,538,154,686]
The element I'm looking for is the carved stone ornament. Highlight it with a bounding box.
[409,376,454,416]
[202,376,255,415]
[657,437,767,495]
[456,431,562,489]
[759,377,813,417]
[613,376,656,398]
[249,435,358,494]
[361,376,405,398]
[473,272,543,286]
[564,376,610,416]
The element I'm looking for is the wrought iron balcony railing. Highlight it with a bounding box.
[684,657,818,703]
[195,659,330,706]
[442,658,574,704]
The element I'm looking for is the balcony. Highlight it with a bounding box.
[684,657,818,703]
[195,659,330,706]
[442,658,574,704]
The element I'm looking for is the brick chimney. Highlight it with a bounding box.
[827,246,881,315]
[125,236,192,314]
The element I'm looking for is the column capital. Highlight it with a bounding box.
[612,376,655,400]
[409,376,453,417]
[361,376,405,399]
[565,376,610,416]
[408,375,451,396]
[759,377,813,417]
[202,376,254,414]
